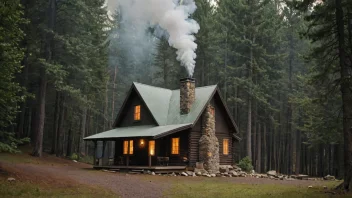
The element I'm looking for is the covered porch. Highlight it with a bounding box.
[84,124,192,170]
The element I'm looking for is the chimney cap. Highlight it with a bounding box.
[180,77,195,82]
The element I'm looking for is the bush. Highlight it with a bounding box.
[237,156,253,172]
[70,153,78,160]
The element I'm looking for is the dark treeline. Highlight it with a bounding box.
[1,0,352,190]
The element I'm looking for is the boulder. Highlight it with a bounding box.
[230,171,238,177]
[267,170,277,177]
[324,175,335,180]
[181,172,188,176]
[233,165,242,171]
[7,178,15,182]
[219,167,228,173]
[194,168,208,174]
[196,172,202,176]
[210,174,216,177]
[251,170,255,174]
[186,171,194,176]
[152,172,156,175]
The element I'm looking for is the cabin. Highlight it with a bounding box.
[84,78,240,173]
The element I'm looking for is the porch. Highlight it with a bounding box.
[93,165,186,173]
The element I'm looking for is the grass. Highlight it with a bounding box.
[166,179,347,198]
[0,178,116,198]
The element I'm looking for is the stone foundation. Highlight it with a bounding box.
[199,104,219,173]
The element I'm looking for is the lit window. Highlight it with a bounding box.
[223,139,229,155]
[149,140,155,156]
[123,140,128,154]
[134,105,141,121]
[171,138,179,154]
[129,140,133,154]
[123,140,134,155]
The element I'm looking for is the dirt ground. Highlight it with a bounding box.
[0,153,338,198]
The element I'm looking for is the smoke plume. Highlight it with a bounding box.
[118,0,200,77]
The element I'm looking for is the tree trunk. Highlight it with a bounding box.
[335,0,352,191]
[246,45,253,159]
[66,126,73,157]
[79,105,87,156]
[56,95,65,157]
[257,122,261,173]
[32,0,56,157]
[111,65,118,127]
[51,91,60,154]
[263,121,267,172]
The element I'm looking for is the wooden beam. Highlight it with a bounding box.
[93,141,97,165]
[149,155,151,167]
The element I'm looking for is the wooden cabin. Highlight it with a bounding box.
[84,78,240,173]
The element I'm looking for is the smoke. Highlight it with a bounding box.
[118,0,200,77]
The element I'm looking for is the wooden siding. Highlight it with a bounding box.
[116,90,157,127]
[213,95,233,165]
[156,130,189,166]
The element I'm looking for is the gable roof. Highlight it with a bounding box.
[114,82,239,133]
[133,82,217,126]
[86,82,240,141]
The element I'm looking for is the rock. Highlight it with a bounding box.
[269,176,274,179]
[170,172,176,176]
[324,175,335,180]
[219,165,229,173]
[261,174,268,178]
[152,172,156,175]
[186,171,194,176]
[181,172,188,176]
[251,170,255,174]
[267,170,277,177]
[192,172,196,177]
[207,174,211,178]
[210,174,216,177]
[72,160,77,163]
[233,165,242,171]
[7,178,15,182]
[216,173,222,177]
[196,172,202,176]
[285,178,296,181]
[194,168,208,174]
[308,186,313,188]
[230,171,238,177]
[223,172,229,177]
[323,186,328,189]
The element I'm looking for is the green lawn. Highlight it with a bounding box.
[166,179,346,198]
[0,178,116,198]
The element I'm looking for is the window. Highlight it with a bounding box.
[134,105,141,121]
[129,140,133,154]
[123,140,128,154]
[123,140,134,155]
[223,139,229,155]
[149,140,155,156]
[171,138,179,154]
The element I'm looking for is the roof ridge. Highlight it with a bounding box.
[133,82,172,91]
[171,84,217,91]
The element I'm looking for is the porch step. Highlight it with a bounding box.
[131,169,144,173]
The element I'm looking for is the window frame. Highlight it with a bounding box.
[149,140,155,156]
[123,140,134,155]
[223,138,229,155]
[134,105,141,121]
[171,137,180,155]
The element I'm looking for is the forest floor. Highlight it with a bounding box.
[0,148,349,198]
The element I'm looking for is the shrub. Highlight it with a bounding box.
[70,153,78,160]
[237,156,253,172]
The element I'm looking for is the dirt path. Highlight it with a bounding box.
[1,161,167,198]
[0,156,333,198]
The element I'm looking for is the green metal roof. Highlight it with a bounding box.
[134,82,217,126]
[84,124,192,140]
[84,82,241,141]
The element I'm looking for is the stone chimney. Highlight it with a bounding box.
[180,78,195,114]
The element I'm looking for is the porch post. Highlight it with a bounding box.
[93,140,97,166]
[99,140,106,166]
[148,154,151,167]
[126,155,129,167]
